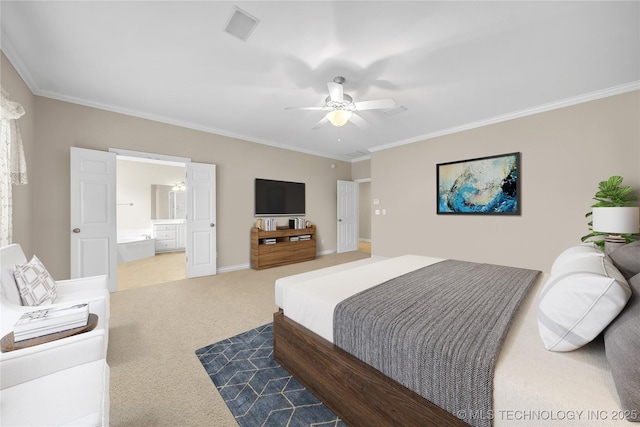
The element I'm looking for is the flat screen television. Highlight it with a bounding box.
[255,178,305,216]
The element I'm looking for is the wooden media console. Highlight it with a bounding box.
[250,225,316,269]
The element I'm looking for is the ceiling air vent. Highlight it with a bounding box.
[346,150,370,158]
[224,7,260,41]
[384,105,408,116]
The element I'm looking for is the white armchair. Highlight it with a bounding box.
[0,243,110,426]
[0,243,110,326]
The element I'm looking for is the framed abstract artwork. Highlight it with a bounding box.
[436,152,520,215]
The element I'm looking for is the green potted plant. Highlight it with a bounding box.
[581,175,639,250]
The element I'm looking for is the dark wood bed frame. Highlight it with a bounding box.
[273,310,469,427]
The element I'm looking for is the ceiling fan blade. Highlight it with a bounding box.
[354,98,396,111]
[327,82,343,102]
[349,113,370,129]
[285,106,326,111]
[312,116,329,130]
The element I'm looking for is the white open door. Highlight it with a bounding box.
[337,180,359,253]
[186,162,217,278]
[70,147,117,292]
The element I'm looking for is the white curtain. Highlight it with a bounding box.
[1,87,28,247]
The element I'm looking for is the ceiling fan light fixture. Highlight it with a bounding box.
[326,110,353,127]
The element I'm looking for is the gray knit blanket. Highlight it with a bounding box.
[333,259,540,427]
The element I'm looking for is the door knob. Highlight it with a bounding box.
[72,228,81,233]
[210,223,215,227]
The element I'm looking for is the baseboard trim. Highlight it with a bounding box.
[217,249,347,273]
[217,263,250,274]
[317,249,336,256]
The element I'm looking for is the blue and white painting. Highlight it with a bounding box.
[437,153,520,214]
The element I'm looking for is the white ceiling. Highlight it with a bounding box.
[1,1,638,162]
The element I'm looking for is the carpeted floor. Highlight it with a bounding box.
[196,323,346,427]
[108,251,370,426]
[117,251,186,291]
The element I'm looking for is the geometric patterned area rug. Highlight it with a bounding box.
[195,323,347,427]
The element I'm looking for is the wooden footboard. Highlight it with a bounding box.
[273,310,468,427]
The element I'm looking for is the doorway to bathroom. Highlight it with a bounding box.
[71,147,217,292]
[116,155,187,290]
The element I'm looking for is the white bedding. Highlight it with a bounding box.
[277,255,626,426]
[494,272,624,426]
[281,254,445,342]
[274,255,387,309]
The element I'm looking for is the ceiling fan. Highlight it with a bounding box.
[286,76,397,130]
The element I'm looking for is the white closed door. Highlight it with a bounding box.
[337,180,359,253]
[70,147,117,292]
[186,162,217,278]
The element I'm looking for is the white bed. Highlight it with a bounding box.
[275,255,626,426]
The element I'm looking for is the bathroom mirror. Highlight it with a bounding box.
[151,184,186,220]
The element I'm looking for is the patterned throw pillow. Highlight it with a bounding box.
[13,255,58,306]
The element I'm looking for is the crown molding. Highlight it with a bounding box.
[3,32,636,164]
[369,81,640,154]
[1,29,39,94]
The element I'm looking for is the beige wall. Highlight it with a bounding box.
[371,91,640,272]
[351,158,371,180]
[0,49,352,279]
[4,50,639,278]
[358,181,371,240]
[1,52,35,257]
[116,160,185,230]
[32,97,351,278]
[351,159,372,241]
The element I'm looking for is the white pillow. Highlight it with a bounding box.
[538,249,631,352]
[550,242,603,276]
[13,255,58,306]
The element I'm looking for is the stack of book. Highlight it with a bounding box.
[14,303,90,342]
[262,238,277,245]
[262,218,277,231]
[289,217,307,229]
[299,234,311,241]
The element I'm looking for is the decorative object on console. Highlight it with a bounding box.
[581,175,639,252]
[436,152,520,215]
[592,207,639,254]
[288,217,306,229]
[12,255,57,306]
[261,218,277,231]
